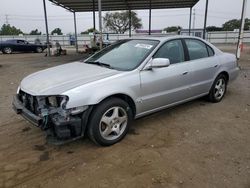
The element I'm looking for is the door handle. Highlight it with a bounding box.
[182,72,188,75]
[214,64,218,68]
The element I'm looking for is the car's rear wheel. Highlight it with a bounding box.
[87,98,132,146]
[208,74,227,103]
[3,47,12,54]
[36,47,43,53]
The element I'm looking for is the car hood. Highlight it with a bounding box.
[20,62,121,95]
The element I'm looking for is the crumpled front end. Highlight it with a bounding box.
[12,89,91,145]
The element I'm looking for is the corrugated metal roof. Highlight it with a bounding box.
[49,0,199,12]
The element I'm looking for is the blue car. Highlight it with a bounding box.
[0,39,47,54]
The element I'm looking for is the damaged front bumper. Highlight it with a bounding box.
[12,95,92,145]
[13,95,43,126]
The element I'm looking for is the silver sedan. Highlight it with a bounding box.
[13,36,239,146]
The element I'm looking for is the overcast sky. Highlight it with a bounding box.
[0,0,249,34]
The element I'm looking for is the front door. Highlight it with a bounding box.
[139,39,192,113]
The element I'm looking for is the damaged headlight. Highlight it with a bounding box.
[48,96,57,107]
[60,96,68,109]
[47,95,69,108]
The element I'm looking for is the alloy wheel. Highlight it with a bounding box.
[214,78,226,100]
[99,106,128,141]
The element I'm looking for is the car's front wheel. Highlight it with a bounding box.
[208,74,227,103]
[87,98,132,146]
[3,47,12,54]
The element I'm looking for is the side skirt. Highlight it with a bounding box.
[135,93,208,119]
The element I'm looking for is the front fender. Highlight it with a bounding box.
[62,71,141,110]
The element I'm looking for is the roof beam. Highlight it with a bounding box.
[49,0,199,12]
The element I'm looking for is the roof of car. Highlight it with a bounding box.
[130,35,202,42]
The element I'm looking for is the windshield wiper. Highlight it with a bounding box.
[85,61,114,69]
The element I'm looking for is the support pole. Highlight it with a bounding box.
[192,9,195,30]
[149,0,152,35]
[43,0,50,56]
[98,0,103,49]
[93,0,96,30]
[189,7,192,36]
[73,12,78,53]
[129,9,132,37]
[236,0,247,59]
[203,0,209,39]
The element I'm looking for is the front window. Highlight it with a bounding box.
[85,39,159,71]
[153,39,185,64]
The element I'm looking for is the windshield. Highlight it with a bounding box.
[85,39,159,71]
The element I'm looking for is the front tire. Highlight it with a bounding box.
[87,98,133,146]
[208,74,227,103]
[3,47,12,54]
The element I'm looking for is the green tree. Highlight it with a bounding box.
[81,28,99,34]
[163,26,182,33]
[30,29,42,35]
[0,24,23,35]
[103,11,142,34]
[222,18,250,31]
[206,26,222,32]
[51,28,63,35]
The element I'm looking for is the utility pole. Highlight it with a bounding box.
[98,0,103,49]
[149,0,152,35]
[189,8,192,36]
[5,14,9,24]
[192,9,196,30]
[43,0,51,56]
[236,0,248,59]
[73,12,78,53]
[203,0,209,39]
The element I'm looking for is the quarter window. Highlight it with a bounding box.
[153,40,185,64]
[185,39,210,60]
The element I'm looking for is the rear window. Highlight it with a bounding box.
[6,40,16,43]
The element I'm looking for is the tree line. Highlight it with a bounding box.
[0,24,63,35]
[0,11,249,35]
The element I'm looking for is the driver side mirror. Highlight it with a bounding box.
[145,58,170,70]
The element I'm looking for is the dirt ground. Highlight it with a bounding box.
[0,46,249,188]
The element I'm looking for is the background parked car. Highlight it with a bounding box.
[0,39,48,54]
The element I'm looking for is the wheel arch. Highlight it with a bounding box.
[3,46,13,54]
[218,71,229,83]
[97,93,137,118]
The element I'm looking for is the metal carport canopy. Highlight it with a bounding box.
[44,0,202,53]
[49,0,199,12]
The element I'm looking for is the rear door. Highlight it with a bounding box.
[24,41,36,51]
[184,39,220,96]
[139,39,193,113]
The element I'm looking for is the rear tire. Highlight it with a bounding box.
[87,98,133,146]
[208,74,227,103]
[36,47,43,53]
[3,47,12,54]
